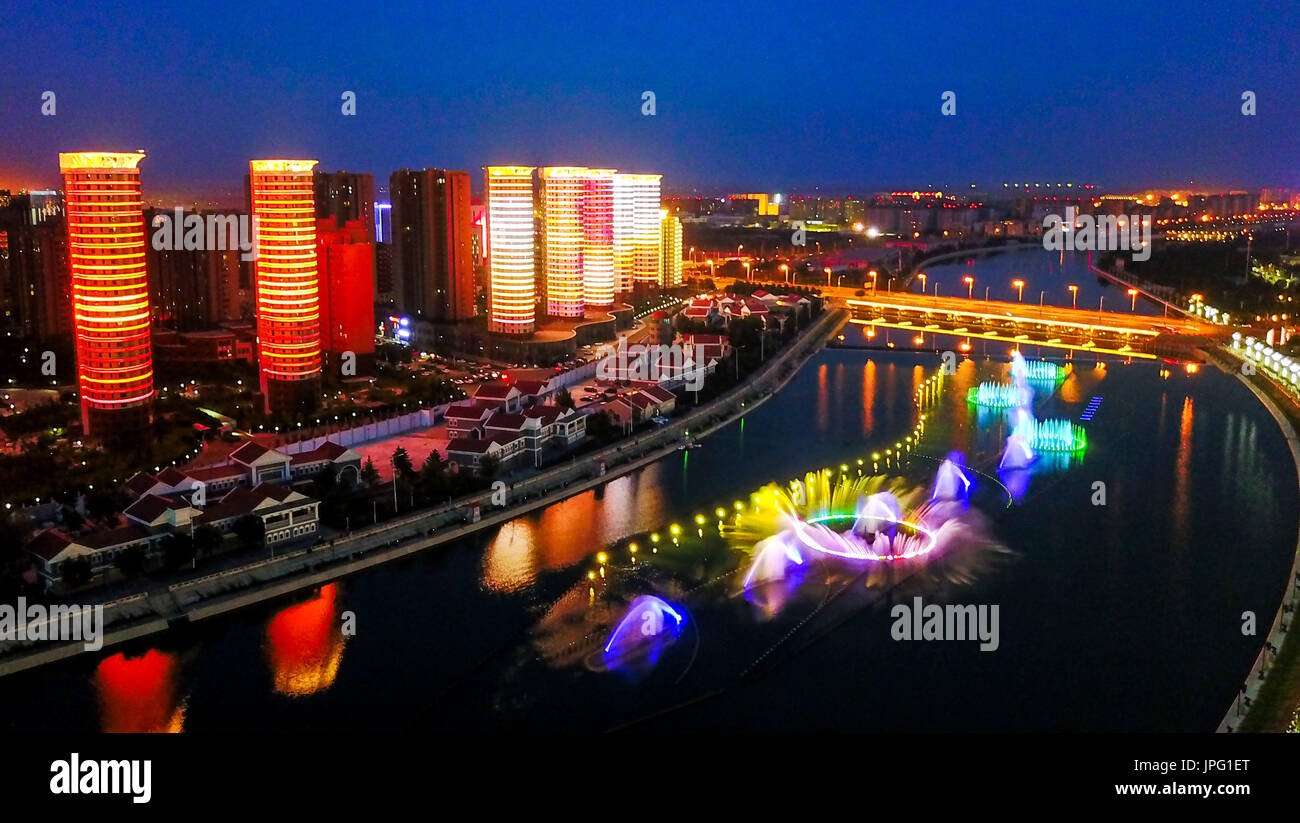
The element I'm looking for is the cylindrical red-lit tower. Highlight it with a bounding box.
[249,159,322,414]
[59,151,153,441]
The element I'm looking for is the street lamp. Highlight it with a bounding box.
[744,261,751,281]
[1067,284,1078,309]
[1128,288,1138,311]
[963,275,974,299]
[780,263,789,282]
[824,267,832,286]
[868,270,878,290]
[918,272,927,293]
[1012,279,1025,301]
[737,244,743,258]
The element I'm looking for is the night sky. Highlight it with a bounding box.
[2,0,1298,197]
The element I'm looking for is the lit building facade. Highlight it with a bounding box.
[249,159,322,414]
[627,174,663,288]
[613,174,636,295]
[58,151,154,440]
[539,167,586,318]
[484,166,536,334]
[316,218,375,376]
[660,210,683,288]
[582,169,616,307]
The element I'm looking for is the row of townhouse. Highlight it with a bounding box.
[21,439,366,589]
[683,291,813,331]
[445,404,587,472]
[125,439,364,499]
[592,384,678,434]
[25,483,321,590]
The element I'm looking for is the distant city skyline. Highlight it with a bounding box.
[3,1,1299,196]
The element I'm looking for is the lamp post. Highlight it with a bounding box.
[1068,284,1078,309]
[780,263,789,282]
[824,267,832,286]
[1013,279,1025,301]
[963,276,974,299]
[1128,288,1138,311]
[918,272,927,293]
[868,270,878,290]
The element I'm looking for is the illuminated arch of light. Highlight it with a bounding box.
[790,513,938,562]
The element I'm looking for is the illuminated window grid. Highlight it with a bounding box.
[58,153,154,417]
[626,174,663,286]
[582,169,616,307]
[250,161,322,382]
[486,166,536,334]
[660,210,683,288]
[540,167,587,317]
[612,174,637,294]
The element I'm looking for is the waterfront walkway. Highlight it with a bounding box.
[1209,345,1300,732]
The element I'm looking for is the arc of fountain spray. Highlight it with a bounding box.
[589,361,959,659]
[602,595,685,661]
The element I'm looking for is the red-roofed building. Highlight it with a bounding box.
[472,381,523,412]
[25,482,320,589]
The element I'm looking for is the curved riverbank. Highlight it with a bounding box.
[1209,346,1300,732]
[0,309,848,678]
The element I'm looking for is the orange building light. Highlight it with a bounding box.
[249,159,323,413]
[540,167,587,318]
[58,151,154,439]
[485,166,537,334]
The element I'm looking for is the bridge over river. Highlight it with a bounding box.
[835,290,1227,359]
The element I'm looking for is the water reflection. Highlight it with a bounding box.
[94,649,186,733]
[264,583,346,697]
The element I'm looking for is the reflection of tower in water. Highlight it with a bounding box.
[265,583,346,697]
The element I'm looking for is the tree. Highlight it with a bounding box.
[233,515,265,549]
[60,506,84,532]
[309,462,339,500]
[360,458,380,485]
[60,556,93,588]
[555,387,575,411]
[419,450,447,491]
[113,545,147,577]
[161,533,195,569]
[391,447,415,481]
[193,524,223,557]
[478,454,500,480]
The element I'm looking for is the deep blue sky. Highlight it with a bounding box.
[2,0,1298,197]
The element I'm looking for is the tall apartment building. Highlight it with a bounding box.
[248,159,322,415]
[314,170,375,242]
[539,167,586,318]
[484,166,536,335]
[58,151,154,441]
[144,207,248,330]
[660,210,683,288]
[0,191,70,345]
[316,218,375,376]
[390,168,474,322]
